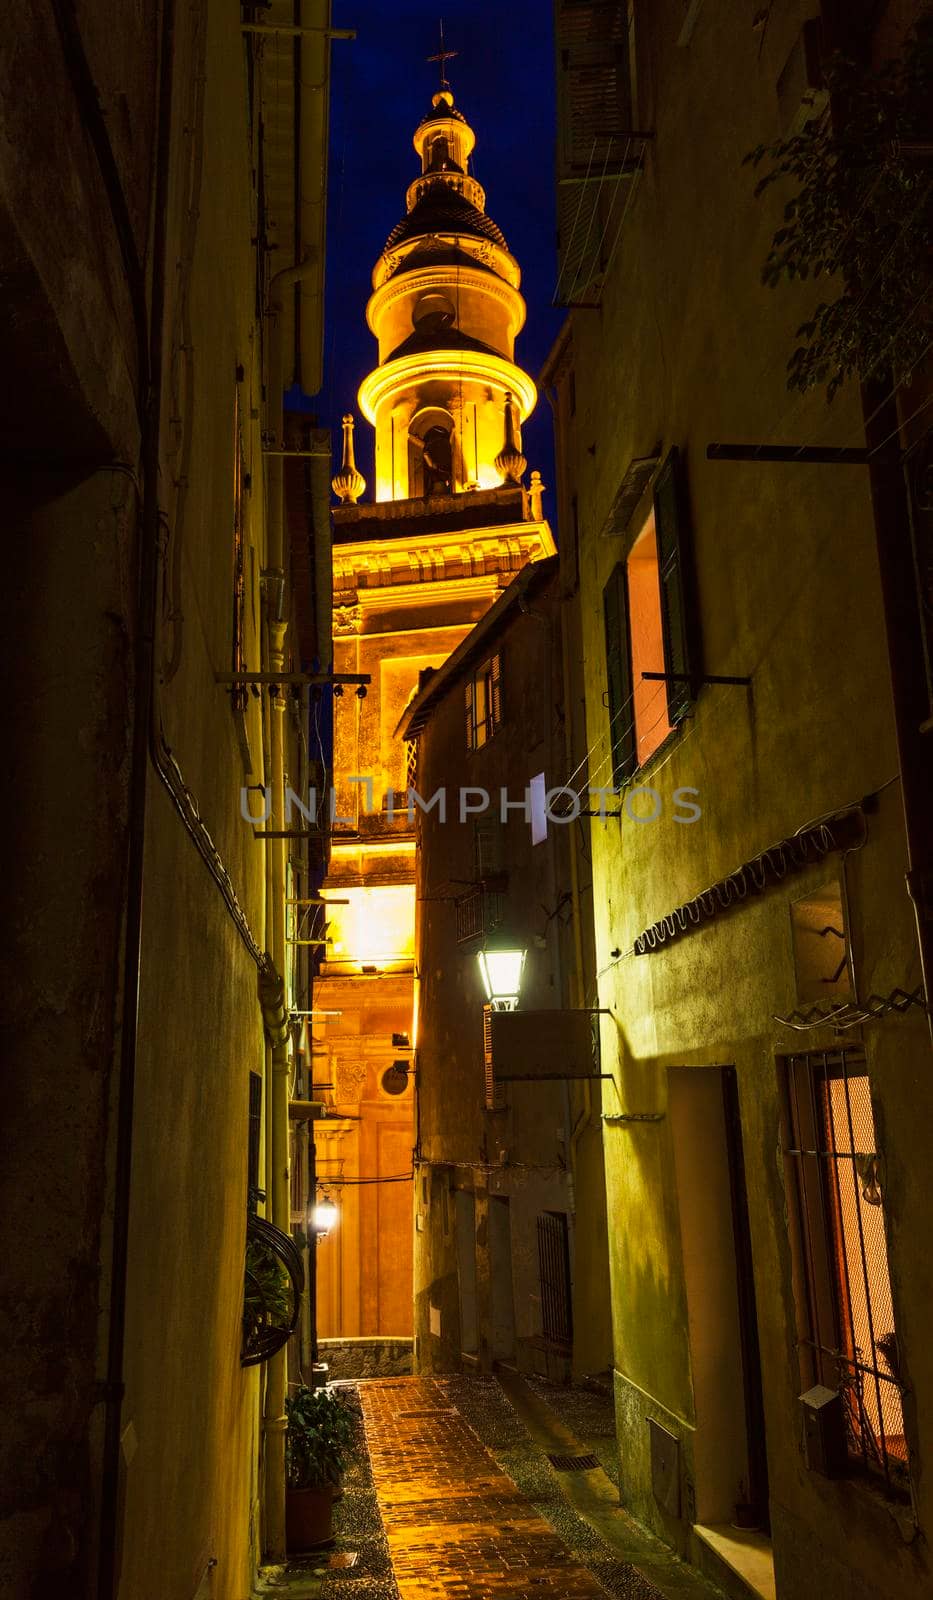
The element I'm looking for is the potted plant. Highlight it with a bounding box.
[284,1385,354,1551]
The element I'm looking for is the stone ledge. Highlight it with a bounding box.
[318,1337,413,1380]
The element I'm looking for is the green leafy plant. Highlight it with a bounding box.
[285,1386,355,1491]
[746,17,933,400]
[243,1236,291,1342]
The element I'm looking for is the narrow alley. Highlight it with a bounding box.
[262,1377,738,1600]
[5,4,933,1599]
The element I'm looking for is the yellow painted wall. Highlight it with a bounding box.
[555,4,933,1595]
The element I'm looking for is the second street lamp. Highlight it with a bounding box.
[476,946,526,1010]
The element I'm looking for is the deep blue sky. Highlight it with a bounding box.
[323,1,562,498]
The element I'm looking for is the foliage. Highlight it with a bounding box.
[285,1385,355,1491]
[243,1236,291,1344]
[745,17,933,400]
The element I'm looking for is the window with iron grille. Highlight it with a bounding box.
[782,1049,908,1494]
[465,652,502,750]
[537,1211,573,1346]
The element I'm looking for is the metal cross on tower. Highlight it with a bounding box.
[427,18,458,89]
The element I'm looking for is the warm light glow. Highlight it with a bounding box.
[477,947,526,1006]
[358,349,537,426]
[627,509,674,766]
[323,883,416,967]
[311,1197,339,1237]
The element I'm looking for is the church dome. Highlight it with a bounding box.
[383,188,509,254]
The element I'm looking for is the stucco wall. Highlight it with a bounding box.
[0,1,310,1594]
[556,2,933,1595]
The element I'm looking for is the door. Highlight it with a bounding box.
[670,1066,770,1529]
[488,1196,516,1362]
[454,1190,478,1355]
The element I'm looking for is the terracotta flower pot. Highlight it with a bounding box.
[285,1483,335,1551]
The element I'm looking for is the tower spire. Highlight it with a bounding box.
[427,18,458,91]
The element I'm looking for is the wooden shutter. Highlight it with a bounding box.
[653,446,699,726]
[490,652,502,732]
[465,678,475,750]
[603,562,636,785]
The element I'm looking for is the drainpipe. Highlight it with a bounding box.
[818,0,933,1046]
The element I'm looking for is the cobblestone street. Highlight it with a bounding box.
[359,1377,614,1599]
[321,1376,723,1600]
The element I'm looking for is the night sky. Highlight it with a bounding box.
[323,1,562,501]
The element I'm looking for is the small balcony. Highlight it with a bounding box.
[455,884,504,943]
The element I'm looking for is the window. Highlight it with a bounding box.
[603,446,697,784]
[408,405,457,497]
[466,652,502,750]
[783,1050,908,1492]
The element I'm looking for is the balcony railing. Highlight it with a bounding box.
[456,885,504,944]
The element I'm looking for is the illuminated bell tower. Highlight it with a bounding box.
[314,80,554,1343]
[360,84,536,500]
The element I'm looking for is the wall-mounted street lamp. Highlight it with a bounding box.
[310,1195,339,1239]
[477,946,526,1011]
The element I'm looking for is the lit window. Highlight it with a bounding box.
[626,508,673,766]
[783,1050,908,1492]
[603,446,698,785]
[466,652,502,750]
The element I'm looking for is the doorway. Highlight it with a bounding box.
[488,1196,516,1363]
[454,1189,478,1357]
[669,1065,769,1530]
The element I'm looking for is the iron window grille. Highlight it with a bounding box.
[782,1048,909,1495]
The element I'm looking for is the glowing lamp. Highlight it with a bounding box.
[311,1197,339,1238]
[477,947,526,1011]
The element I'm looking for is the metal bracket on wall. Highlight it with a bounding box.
[603,1111,664,1124]
[707,442,876,464]
[641,671,751,687]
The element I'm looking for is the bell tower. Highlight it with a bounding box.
[357,84,537,502]
[313,77,554,1343]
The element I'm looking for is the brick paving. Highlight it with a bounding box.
[358,1377,612,1599]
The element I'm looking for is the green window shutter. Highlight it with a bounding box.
[465,678,475,750]
[603,561,636,786]
[653,446,699,725]
[490,651,502,731]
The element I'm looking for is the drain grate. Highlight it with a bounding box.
[326,1551,358,1570]
[395,1407,457,1419]
[547,1451,600,1471]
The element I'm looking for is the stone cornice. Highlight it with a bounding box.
[332,521,556,599]
[366,263,525,341]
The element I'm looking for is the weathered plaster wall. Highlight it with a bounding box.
[560,3,933,1595]
[0,0,300,1594]
[411,569,611,1381]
